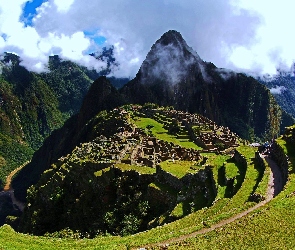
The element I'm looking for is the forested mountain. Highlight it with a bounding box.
[258,70,295,118]
[0,50,127,190]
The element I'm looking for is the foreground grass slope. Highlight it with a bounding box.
[153,131,295,249]
[0,144,268,249]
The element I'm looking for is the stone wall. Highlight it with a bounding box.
[255,151,266,172]
[155,165,183,190]
[182,166,217,202]
[234,149,247,169]
[270,141,289,185]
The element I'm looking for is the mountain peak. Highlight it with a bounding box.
[139,30,205,85]
[157,30,185,47]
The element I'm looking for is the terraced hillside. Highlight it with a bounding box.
[17,105,240,236]
[0,105,292,249]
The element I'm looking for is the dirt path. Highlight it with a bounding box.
[2,161,28,212]
[136,154,283,249]
[3,161,28,191]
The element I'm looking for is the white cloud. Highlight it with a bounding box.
[0,0,107,73]
[1,0,294,78]
[54,0,75,13]
[229,0,295,75]
[270,86,287,95]
[30,0,261,77]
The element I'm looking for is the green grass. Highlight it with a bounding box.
[134,117,202,150]
[170,203,184,218]
[159,138,295,249]
[276,137,295,171]
[202,153,231,198]
[159,160,201,178]
[94,164,156,177]
[114,163,156,175]
[0,133,34,189]
[0,145,271,249]
[254,160,270,197]
[225,161,239,179]
[94,167,111,177]
[149,181,178,196]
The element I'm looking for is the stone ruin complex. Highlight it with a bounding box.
[65,105,241,171]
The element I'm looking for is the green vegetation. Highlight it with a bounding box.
[254,161,270,197]
[0,101,290,249]
[158,137,295,249]
[0,136,288,250]
[2,30,295,248]
[0,133,33,189]
[0,53,102,188]
[260,74,295,119]
[159,160,200,178]
[113,163,156,175]
[148,181,178,196]
[134,117,202,150]
[224,161,239,179]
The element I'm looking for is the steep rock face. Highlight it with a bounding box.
[121,30,292,140]
[78,76,125,126]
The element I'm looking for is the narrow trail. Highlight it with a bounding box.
[3,162,28,191]
[1,161,28,212]
[137,154,284,250]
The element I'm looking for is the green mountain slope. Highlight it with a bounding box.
[12,76,124,202]
[258,72,295,118]
[0,52,121,190]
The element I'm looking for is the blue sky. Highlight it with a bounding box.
[1,0,295,77]
[22,0,47,26]
[22,0,106,47]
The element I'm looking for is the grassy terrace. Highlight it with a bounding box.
[114,163,156,174]
[0,145,273,249]
[163,138,295,249]
[254,159,270,197]
[94,163,156,177]
[203,147,258,225]
[159,160,201,178]
[133,117,202,150]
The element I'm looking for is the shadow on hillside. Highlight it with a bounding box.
[252,158,266,194]
[217,159,246,199]
[284,141,295,174]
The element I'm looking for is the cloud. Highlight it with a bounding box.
[28,0,261,77]
[53,0,75,13]
[1,0,294,78]
[0,0,107,73]
[270,86,287,95]
[229,0,295,75]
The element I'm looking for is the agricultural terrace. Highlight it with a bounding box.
[133,117,202,150]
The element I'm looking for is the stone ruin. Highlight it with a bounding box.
[62,105,241,170]
[141,108,240,152]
